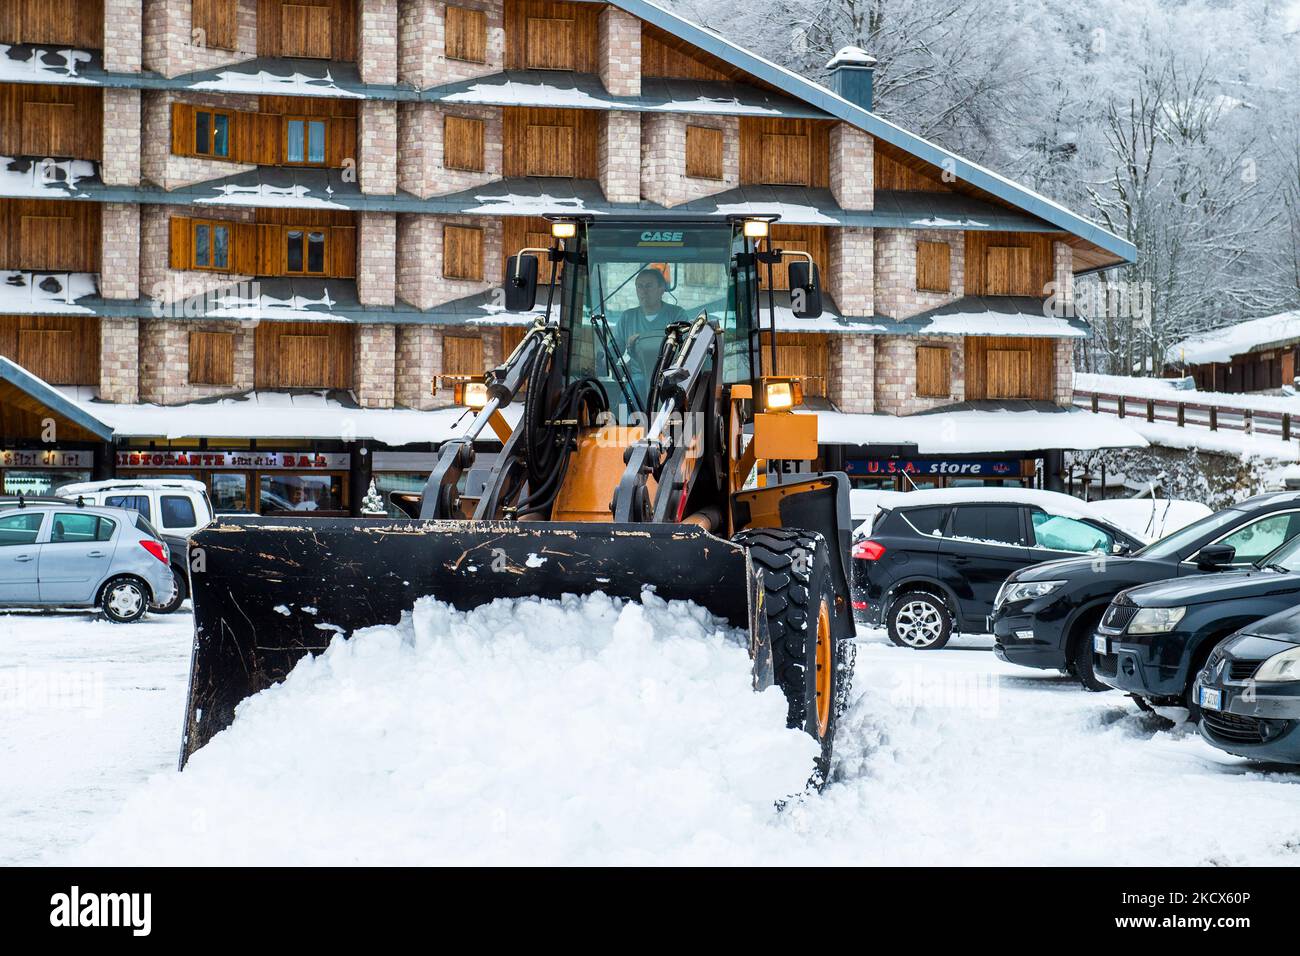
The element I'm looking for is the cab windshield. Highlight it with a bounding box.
[563,224,755,417]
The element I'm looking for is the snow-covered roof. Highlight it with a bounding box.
[0,272,98,314]
[64,388,521,446]
[1165,310,1300,366]
[806,405,1148,453]
[0,157,97,198]
[0,357,113,440]
[0,44,96,85]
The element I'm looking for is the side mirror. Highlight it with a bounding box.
[1196,543,1236,570]
[787,261,823,318]
[504,255,539,312]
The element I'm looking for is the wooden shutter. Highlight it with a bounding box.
[986,246,1032,296]
[231,112,281,165]
[915,346,950,397]
[445,5,487,63]
[685,125,724,180]
[189,331,236,385]
[525,17,574,70]
[19,0,84,45]
[443,335,484,376]
[255,223,283,275]
[193,0,239,51]
[444,115,485,172]
[760,133,809,185]
[329,225,356,277]
[21,102,75,157]
[231,222,258,274]
[325,116,355,168]
[986,349,1031,398]
[525,124,574,177]
[169,216,193,269]
[281,3,331,58]
[20,215,72,270]
[171,102,196,156]
[278,334,330,386]
[17,329,73,383]
[443,225,484,280]
[916,241,951,293]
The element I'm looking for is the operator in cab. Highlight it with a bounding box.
[615,267,689,400]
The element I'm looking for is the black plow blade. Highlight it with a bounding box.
[181,517,756,764]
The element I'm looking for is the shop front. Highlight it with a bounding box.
[842,456,1038,491]
[115,447,353,515]
[0,448,97,495]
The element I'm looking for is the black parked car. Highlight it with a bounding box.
[1094,531,1300,711]
[852,488,1140,649]
[1192,605,1300,763]
[992,492,1300,690]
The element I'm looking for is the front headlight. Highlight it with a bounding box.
[998,580,1066,606]
[1126,606,1187,634]
[1254,646,1300,682]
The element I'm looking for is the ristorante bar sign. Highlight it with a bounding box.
[117,451,351,471]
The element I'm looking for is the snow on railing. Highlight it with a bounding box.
[1074,387,1297,442]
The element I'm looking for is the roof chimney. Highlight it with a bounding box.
[826,47,877,111]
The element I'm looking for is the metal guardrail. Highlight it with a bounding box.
[1074,389,1296,441]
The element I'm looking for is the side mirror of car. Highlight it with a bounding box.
[1196,543,1236,570]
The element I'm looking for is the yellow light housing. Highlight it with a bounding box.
[742,218,769,239]
[763,379,802,411]
[550,221,577,240]
[459,380,489,410]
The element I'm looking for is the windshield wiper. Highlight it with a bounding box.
[1264,563,1293,574]
[590,263,645,417]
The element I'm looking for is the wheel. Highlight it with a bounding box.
[734,527,854,782]
[151,566,188,614]
[1071,620,1112,692]
[887,591,952,650]
[99,576,149,623]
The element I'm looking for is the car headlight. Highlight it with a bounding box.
[1254,646,1300,682]
[998,580,1066,606]
[1126,606,1186,634]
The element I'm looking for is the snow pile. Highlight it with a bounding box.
[1086,497,1211,541]
[1165,310,1300,366]
[70,593,816,865]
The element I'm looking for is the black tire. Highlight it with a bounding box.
[151,566,188,614]
[735,528,854,781]
[99,576,150,624]
[1070,614,1112,692]
[887,590,952,650]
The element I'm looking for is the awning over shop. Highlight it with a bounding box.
[806,401,1148,454]
[0,357,113,442]
[61,387,520,446]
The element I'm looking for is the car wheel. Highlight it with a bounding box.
[1071,620,1111,692]
[100,576,149,624]
[887,591,952,650]
[151,566,188,614]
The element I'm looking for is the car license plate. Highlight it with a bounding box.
[1093,634,1108,654]
[1197,685,1222,711]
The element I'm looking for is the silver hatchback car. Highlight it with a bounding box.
[0,499,176,623]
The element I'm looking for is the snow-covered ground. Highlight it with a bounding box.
[4,598,1299,866]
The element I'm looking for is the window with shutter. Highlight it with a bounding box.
[685,125,724,180]
[525,17,575,70]
[192,0,239,52]
[21,102,76,157]
[444,115,486,172]
[524,124,574,177]
[915,346,951,397]
[443,225,484,281]
[986,349,1031,398]
[189,330,236,385]
[760,133,809,185]
[916,241,951,293]
[445,5,487,63]
[280,3,331,58]
[985,246,1033,296]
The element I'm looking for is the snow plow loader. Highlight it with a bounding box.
[182,216,857,779]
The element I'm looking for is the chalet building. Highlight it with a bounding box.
[1165,310,1300,394]
[0,0,1139,512]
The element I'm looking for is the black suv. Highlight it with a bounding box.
[853,489,1140,650]
[1094,531,1300,711]
[992,491,1300,690]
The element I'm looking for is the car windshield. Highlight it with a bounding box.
[1135,508,1244,560]
[1259,534,1300,572]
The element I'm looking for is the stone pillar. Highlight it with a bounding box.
[101,90,142,186]
[396,325,443,410]
[103,0,143,72]
[1052,240,1074,311]
[99,318,139,404]
[829,227,874,317]
[359,100,398,195]
[354,323,397,408]
[358,0,398,85]
[598,6,641,96]
[1053,337,1075,407]
[100,204,141,300]
[599,111,640,204]
[827,334,875,414]
[829,123,873,211]
[357,213,397,306]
